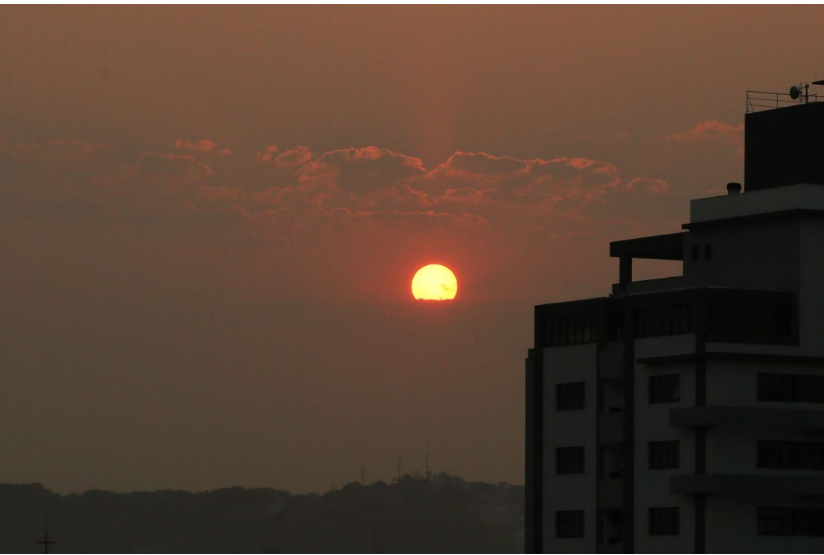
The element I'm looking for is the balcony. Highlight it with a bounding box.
[598,346,623,380]
[598,412,624,444]
[598,478,624,509]
[671,474,824,496]
[610,232,685,295]
[670,406,824,431]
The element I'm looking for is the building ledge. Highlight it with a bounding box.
[671,474,824,496]
[670,406,824,430]
[610,232,685,261]
[611,276,686,295]
[639,351,819,365]
[688,183,824,227]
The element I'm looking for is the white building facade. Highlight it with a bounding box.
[526,94,824,553]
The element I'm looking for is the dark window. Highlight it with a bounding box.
[758,507,794,536]
[556,510,585,538]
[649,507,679,536]
[758,441,824,470]
[758,507,824,536]
[709,303,792,338]
[758,373,795,402]
[556,446,585,474]
[634,305,694,338]
[804,442,824,470]
[546,314,596,347]
[801,375,824,403]
[691,245,699,261]
[649,441,680,469]
[557,382,585,411]
[758,373,824,403]
[758,441,793,469]
[704,244,712,260]
[649,374,680,404]
[796,509,824,536]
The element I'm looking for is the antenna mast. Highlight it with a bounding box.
[38,516,54,555]
[425,441,431,481]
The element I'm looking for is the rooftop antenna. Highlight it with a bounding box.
[789,83,809,103]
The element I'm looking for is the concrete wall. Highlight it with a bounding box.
[633,336,698,553]
[707,496,824,554]
[799,216,824,354]
[705,359,824,477]
[541,344,598,553]
[706,359,824,409]
[683,217,800,292]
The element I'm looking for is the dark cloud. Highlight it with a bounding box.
[298,146,426,193]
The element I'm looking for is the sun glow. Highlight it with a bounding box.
[411,264,458,301]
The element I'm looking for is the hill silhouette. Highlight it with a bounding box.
[0,474,523,553]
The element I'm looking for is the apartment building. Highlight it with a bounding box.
[526,87,824,553]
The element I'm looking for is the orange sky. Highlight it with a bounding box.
[2,5,823,493]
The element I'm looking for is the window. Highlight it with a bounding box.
[758,441,824,470]
[757,440,793,469]
[649,441,680,469]
[556,446,585,474]
[649,374,680,404]
[556,382,585,411]
[649,507,679,535]
[758,507,824,536]
[758,507,794,536]
[758,373,795,402]
[758,373,824,403]
[801,442,824,470]
[556,510,584,538]
[691,245,699,261]
[709,303,792,337]
[634,305,695,338]
[795,509,824,536]
[546,315,596,346]
[704,244,712,260]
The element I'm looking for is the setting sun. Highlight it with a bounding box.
[411,264,458,301]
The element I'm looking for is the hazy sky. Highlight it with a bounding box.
[2,6,823,494]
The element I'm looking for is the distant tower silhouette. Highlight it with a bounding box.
[425,441,432,481]
[38,517,54,554]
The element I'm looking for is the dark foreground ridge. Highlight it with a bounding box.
[0,474,523,553]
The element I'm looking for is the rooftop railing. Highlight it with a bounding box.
[746,89,821,113]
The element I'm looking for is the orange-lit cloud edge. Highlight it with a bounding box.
[0,132,727,229]
[0,122,740,301]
